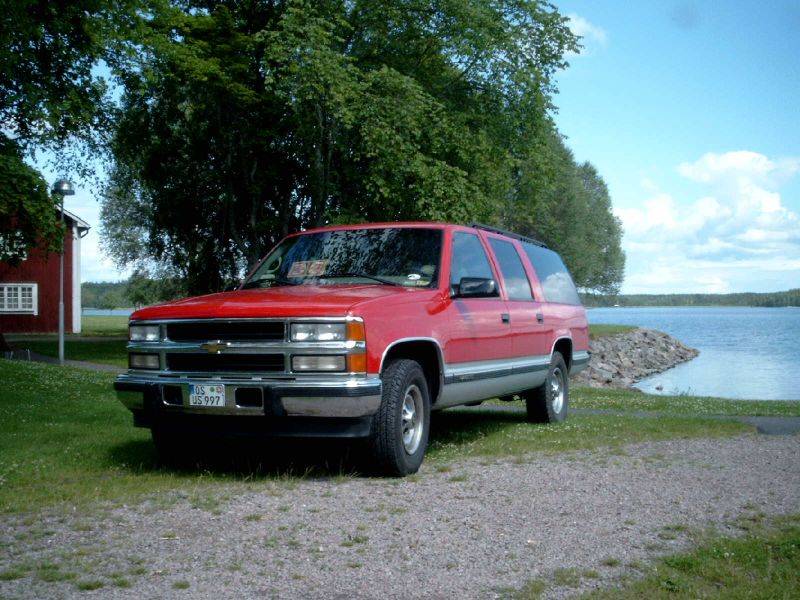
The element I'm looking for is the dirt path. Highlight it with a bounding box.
[1,434,798,599]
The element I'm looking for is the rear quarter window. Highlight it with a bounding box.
[487,238,533,301]
[522,242,581,305]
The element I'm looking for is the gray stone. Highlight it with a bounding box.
[574,328,699,390]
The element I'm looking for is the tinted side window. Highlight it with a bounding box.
[488,238,534,301]
[522,242,581,305]
[450,232,495,289]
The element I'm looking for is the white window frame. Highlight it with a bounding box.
[0,283,39,315]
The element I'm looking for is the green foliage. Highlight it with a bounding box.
[0,0,131,259]
[1,0,624,296]
[503,129,625,293]
[583,288,800,307]
[0,137,60,263]
[100,0,621,295]
[82,272,184,309]
[0,0,111,147]
[124,269,186,308]
[81,281,128,309]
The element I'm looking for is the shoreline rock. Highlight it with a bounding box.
[574,328,699,389]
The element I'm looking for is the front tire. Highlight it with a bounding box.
[151,426,194,466]
[368,359,431,476]
[523,351,569,423]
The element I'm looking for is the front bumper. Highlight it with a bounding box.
[114,373,382,421]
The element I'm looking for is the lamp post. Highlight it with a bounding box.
[51,179,75,365]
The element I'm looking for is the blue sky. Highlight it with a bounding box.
[554,0,800,293]
[45,1,800,292]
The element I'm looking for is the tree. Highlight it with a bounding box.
[0,0,138,347]
[0,138,59,264]
[102,0,579,294]
[125,269,185,308]
[502,127,625,294]
[0,0,132,261]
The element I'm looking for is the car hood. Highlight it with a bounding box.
[130,285,429,321]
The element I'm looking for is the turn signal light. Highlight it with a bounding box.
[346,320,366,342]
[347,353,367,373]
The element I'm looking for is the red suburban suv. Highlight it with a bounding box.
[115,223,589,475]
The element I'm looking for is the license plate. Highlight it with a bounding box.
[188,383,226,407]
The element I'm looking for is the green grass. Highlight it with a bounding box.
[79,315,129,336]
[588,324,637,338]
[429,409,749,462]
[572,386,800,417]
[0,358,765,515]
[75,579,105,591]
[582,515,800,599]
[20,339,128,367]
[9,314,129,367]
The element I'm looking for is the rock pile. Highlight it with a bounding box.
[574,328,699,389]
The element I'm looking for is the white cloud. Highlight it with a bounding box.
[678,151,800,184]
[567,14,608,56]
[619,151,800,294]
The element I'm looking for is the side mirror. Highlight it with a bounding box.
[453,277,498,298]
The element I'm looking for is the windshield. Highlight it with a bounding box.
[243,228,443,289]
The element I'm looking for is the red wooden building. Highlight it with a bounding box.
[0,210,90,333]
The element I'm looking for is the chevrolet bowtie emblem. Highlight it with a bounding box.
[200,341,227,354]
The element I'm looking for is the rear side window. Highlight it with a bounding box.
[450,232,495,288]
[487,238,534,301]
[522,242,581,305]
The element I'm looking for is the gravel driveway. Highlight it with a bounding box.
[1,434,798,599]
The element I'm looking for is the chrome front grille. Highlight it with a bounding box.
[166,320,285,342]
[166,352,285,373]
[127,318,366,378]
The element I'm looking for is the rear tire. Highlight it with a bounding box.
[368,359,431,476]
[524,352,569,423]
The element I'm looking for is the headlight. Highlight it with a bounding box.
[129,353,160,370]
[291,355,346,372]
[129,325,160,342]
[290,323,346,342]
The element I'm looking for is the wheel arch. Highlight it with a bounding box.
[380,338,444,405]
[551,336,573,371]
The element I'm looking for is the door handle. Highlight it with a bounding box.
[501,313,510,324]
[536,312,544,324]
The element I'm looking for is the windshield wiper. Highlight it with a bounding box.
[241,276,300,289]
[322,272,403,287]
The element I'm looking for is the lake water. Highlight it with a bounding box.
[83,308,134,316]
[588,306,800,401]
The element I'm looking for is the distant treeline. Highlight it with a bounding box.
[582,289,800,308]
[82,272,186,309]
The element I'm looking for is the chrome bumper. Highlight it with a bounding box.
[114,373,382,419]
[570,350,591,375]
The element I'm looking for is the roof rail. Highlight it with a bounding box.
[468,222,548,248]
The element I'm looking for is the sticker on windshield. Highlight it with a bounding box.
[407,273,421,281]
[288,260,328,278]
[307,260,328,277]
[288,261,309,277]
